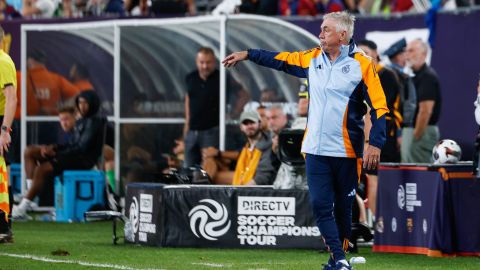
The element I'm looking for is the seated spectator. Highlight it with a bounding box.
[22,0,59,18]
[279,0,348,16]
[239,0,278,15]
[150,0,196,16]
[0,0,22,20]
[124,0,149,15]
[391,0,413,12]
[86,0,125,16]
[19,106,76,206]
[13,91,105,219]
[279,0,320,16]
[273,88,308,189]
[232,110,275,185]
[71,0,88,16]
[266,104,289,155]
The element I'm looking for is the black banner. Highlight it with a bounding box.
[126,184,324,249]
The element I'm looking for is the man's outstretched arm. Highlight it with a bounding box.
[223,49,321,78]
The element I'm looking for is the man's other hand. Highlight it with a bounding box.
[363,144,381,170]
[0,132,10,156]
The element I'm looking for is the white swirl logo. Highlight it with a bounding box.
[189,199,231,241]
[397,185,405,210]
[129,197,139,234]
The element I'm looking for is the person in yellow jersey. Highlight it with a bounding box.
[0,26,18,244]
[232,110,275,185]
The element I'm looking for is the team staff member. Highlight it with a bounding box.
[357,39,402,216]
[0,26,18,244]
[403,39,442,163]
[183,47,249,170]
[26,49,79,116]
[222,11,388,270]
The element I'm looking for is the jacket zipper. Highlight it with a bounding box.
[319,60,334,152]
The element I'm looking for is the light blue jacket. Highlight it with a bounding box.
[248,42,389,158]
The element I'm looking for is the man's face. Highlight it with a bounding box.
[59,112,76,132]
[297,98,308,117]
[319,18,344,53]
[391,51,407,67]
[406,40,426,70]
[196,52,216,79]
[358,45,378,63]
[78,97,89,116]
[260,90,276,103]
[266,108,288,134]
[240,120,260,139]
[256,107,268,131]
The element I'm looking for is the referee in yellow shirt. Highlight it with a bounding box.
[0,26,18,244]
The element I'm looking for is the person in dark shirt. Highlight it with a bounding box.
[359,40,402,162]
[183,47,249,170]
[13,91,105,219]
[383,38,418,163]
[403,39,441,163]
[358,39,402,217]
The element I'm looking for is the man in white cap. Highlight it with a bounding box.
[232,110,275,186]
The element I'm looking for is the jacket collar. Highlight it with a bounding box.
[324,39,360,65]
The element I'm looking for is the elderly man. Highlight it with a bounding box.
[223,11,388,270]
[403,39,441,163]
[266,105,289,155]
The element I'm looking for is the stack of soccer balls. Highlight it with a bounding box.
[432,139,462,164]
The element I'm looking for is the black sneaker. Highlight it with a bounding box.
[322,256,335,270]
[0,230,14,244]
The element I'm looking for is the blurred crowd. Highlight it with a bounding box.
[0,0,479,20]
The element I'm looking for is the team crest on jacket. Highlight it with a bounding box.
[342,65,350,74]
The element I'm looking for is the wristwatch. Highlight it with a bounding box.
[1,125,12,134]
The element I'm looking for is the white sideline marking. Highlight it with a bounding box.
[191,262,229,268]
[0,252,164,270]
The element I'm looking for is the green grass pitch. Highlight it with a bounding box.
[0,221,478,270]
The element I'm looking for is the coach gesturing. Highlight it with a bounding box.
[222,12,388,270]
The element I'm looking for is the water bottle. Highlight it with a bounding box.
[349,257,366,264]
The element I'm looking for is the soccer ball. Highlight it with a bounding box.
[432,139,462,164]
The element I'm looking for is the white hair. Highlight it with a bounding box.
[323,11,355,42]
[267,104,286,115]
[413,38,429,55]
